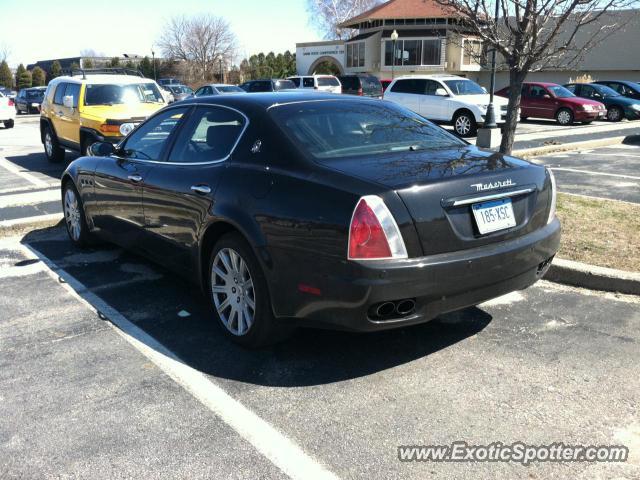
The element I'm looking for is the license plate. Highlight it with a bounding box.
[472,198,516,235]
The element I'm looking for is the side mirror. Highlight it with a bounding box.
[88,141,116,157]
[435,88,448,96]
[543,94,551,99]
[63,95,74,108]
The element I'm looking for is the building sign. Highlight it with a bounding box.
[296,42,346,75]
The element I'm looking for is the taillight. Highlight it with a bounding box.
[357,88,363,96]
[547,169,557,224]
[348,195,408,260]
[8,98,14,107]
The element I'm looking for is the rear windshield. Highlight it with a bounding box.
[317,77,340,87]
[275,80,296,91]
[85,83,164,105]
[26,90,45,99]
[339,77,359,89]
[271,101,464,159]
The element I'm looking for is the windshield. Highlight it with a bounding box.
[85,83,164,106]
[217,85,244,93]
[443,79,485,95]
[592,84,620,97]
[271,101,465,159]
[26,90,45,99]
[548,86,574,98]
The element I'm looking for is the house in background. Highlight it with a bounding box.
[296,0,640,88]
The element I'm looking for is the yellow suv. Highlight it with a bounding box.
[40,69,167,162]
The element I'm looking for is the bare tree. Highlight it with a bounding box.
[307,0,384,39]
[158,14,237,81]
[0,43,10,63]
[435,0,640,153]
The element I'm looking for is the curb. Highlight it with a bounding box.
[513,134,640,158]
[0,214,63,237]
[546,258,640,296]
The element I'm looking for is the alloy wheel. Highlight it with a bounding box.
[211,248,256,336]
[64,188,81,241]
[557,110,572,125]
[45,132,53,157]
[608,107,621,121]
[455,115,471,136]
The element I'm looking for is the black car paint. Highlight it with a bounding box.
[15,87,46,113]
[62,93,560,332]
[565,83,640,120]
[593,80,640,101]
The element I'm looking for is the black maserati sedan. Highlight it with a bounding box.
[61,93,561,347]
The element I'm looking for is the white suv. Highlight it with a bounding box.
[383,75,512,137]
[0,91,15,129]
[287,75,342,94]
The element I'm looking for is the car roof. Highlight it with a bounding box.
[177,91,373,110]
[392,74,465,81]
[524,82,559,87]
[51,74,157,85]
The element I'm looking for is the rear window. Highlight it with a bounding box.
[303,78,315,88]
[317,77,340,87]
[338,76,359,89]
[271,101,464,160]
[390,79,426,95]
[289,78,301,87]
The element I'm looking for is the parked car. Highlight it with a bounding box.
[15,86,47,114]
[61,92,560,347]
[286,75,342,94]
[497,82,606,125]
[239,79,297,93]
[338,74,382,98]
[40,69,167,161]
[384,75,512,137]
[564,82,640,122]
[593,80,640,101]
[158,78,180,87]
[166,84,194,102]
[194,84,246,96]
[380,79,392,92]
[0,87,17,100]
[159,86,175,104]
[0,91,15,128]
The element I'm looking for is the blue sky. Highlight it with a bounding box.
[0,0,321,67]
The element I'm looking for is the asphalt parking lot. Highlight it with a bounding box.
[1,227,639,479]
[536,142,640,203]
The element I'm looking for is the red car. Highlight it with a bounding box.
[380,79,392,93]
[496,82,606,125]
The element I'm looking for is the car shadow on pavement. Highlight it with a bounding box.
[5,152,77,183]
[21,226,493,387]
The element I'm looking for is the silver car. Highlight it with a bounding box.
[194,84,246,96]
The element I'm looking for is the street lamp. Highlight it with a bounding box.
[484,0,500,129]
[390,30,399,79]
[151,49,156,80]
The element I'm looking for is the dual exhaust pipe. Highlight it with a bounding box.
[372,298,416,319]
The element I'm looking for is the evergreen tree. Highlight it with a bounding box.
[139,56,153,78]
[83,58,94,69]
[109,57,120,67]
[50,60,62,79]
[18,69,32,90]
[31,66,46,86]
[0,60,12,88]
[15,64,26,89]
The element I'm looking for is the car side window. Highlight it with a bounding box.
[581,85,596,98]
[290,78,300,87]
[303,77,314,88]
[121,107,189,161]
[251,81,270,92]
[195,87,204,96]
[424,80,439,95]
[53,83,67,105]
[390,79,427,95]
[529,86,548,98]
[167,106,246,163]
[564,84,577,94]
[64,83,81,107]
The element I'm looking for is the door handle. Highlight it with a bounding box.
[128,174,143,183]
[190,185,211,195]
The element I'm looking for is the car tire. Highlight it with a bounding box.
[453,110,477,137]
[607,106,623,122]
[3,119,14,129]
[44,125,65,163]
[80,136,94,156]
[555,108,574,125]
[62,181,92,247]
[208,233,288,348]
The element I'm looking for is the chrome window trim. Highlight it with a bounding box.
[116,102,250,166]
[450,187,536,207]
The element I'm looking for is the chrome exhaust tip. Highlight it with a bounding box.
[376,302,396,317]
[396,299,416,315]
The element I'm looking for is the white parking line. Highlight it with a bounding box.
[0,157,49,188]
[0,213,63,229]
[549,167,640,180]
[0,188,60,208]
[18,241,340,480]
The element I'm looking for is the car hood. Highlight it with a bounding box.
[317,145,531,190]
[81,103,165,121]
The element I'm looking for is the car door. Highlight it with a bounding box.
[91,106,189,248]
[141,105,248,269]
[527,85,556,119]
[387,79,426,116]
[50,82,68,141]
[419,80,448,120]
[57,82,81,145]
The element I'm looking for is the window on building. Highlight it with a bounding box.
[384,39,442,67]
[463,39,483,65]
[346,42,365,68]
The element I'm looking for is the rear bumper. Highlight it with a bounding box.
[292,218,561,332]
